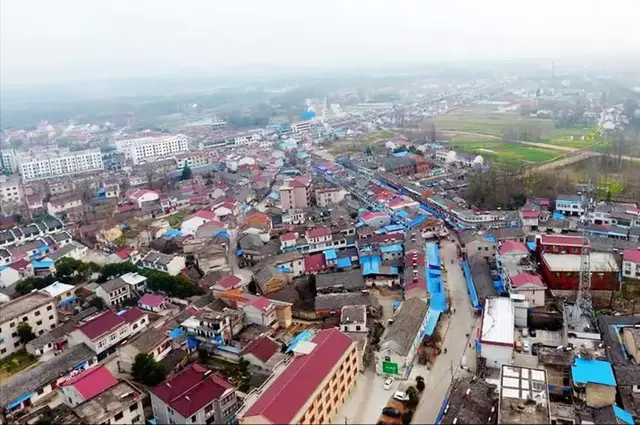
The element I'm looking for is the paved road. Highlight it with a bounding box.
[412,241,479,424]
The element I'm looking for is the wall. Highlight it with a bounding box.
[585,384,616,408]
[480,343,513,369]
[60,384,86,407]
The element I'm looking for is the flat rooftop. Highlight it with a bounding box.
[0,291,54,324]
[542,252,619,273]
[74,381,140,423]
[480,297,514,346]
[499,365,550,424]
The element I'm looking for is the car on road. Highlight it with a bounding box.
[393,391,410,401]
[384,377,394,390]
[382,407,401,418]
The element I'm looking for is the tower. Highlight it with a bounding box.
[126,112,134,127]
[572,180,595,322]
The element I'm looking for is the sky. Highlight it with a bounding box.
[2,0,640,86]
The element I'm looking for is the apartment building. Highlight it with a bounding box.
[0,175,22,205]
[0,292,59,358]
[1,149,17,172]
[279,176,312,211]
[315,187,345,208]
[18,149,104,181]
[151,363,239,425]
[238,329,358,425]
[116,134,189,165]
[555,194,584,216]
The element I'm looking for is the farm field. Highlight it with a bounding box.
[431,109,556,138]
[450,140,562,168]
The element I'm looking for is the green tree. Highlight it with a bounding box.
[89,296,106,311]
[365,146,373,155]
[181,164,192,181]
[131,353,166,386]
[17,322,35,343]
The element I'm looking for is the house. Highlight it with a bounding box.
[117,327,172,373]
[96,278,131,307]
[69,380,145,424]
[120,272,148,293]
[571,358,617,408]
[540,252,620,291]
[140,251,186,276]
[479,297,514,369]
[181,210,225,236]
[40,281,77,308]
[315,187,345,207]
[509,273,546,307]
[254,266,290,295]
[519,208,540,229]
[237,329,358,425]
[151,363,239,425]
[238,296,278,328]
[555,194,584,217]
[138,293,169,312]
[340,305,367,333]
[125,189,159,208]
[0,343,97,418]
[0,263,21,289]
[316,270,365,294]
[0,291,59,358]
[375,297,429,379]
[538,234,584,255]
[67,309,147,356]
[46,197,83,217]
[59,365,118,407]
[360,211,391,229]
[623,249,640,281]
[240,336,283,370]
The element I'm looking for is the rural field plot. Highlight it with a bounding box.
[432,109,556,138]
[450,141,561,168]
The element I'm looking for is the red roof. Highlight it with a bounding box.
[499,241,529,255]
[520,210,539,219]
[61,366,118,400]
[187,210,216,221]
[138,293,167,308]
[245,296,273,312]
[306,227,331,239]
[8,259,30,271]
[115,247,134,260]
[217,275,242,289]
[304,253,327,272]
[77,311,126,340]
[405,252,426,267]
[624,249,640,264]
[121,307,145,323]
[151,363,232,417]
[510,273,545,288]
[242,336,279,363]
[280,232,297,242]
[361,211,389,222]
[540,235,584,247]
[242,329,354,423]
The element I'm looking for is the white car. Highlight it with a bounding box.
[523,340,531,353]
[383,377,394,390]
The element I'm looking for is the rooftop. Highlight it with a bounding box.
[480,297,514,346]
[99,277,128,293]
[441,377,497,425]
[541,252,620,273]
[315,269,365,292]
[39,281,74,298]
[75,310,127,341]
[571,358,616,386]
[624,249,640,264]
[61,365,118,401]
[540,234,584,247]
[499,365,550,424]
[380,298,429,357]
[129,327,169,353]
[74,381,141,424]
[241,336,280,363]
[0,291,54,324]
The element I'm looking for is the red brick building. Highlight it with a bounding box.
[538,235,585,255]
[540,252,620,291]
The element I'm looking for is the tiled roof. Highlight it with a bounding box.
[306,227,331,239]
[115,247,134,260]
[280,232,297,242]
[510,273,545,288]
[138,293,166,308]
[624,249,640,264]
[540,234,583,247]
[520,209,539,219]
[187,210,216,221]
[121,307,145,323]
[151,363,232,417]
[304,253,327,272]
[76,311,126,340]
[242,336,279,363]
[217,275,242,289]
[245,296,273,312]
[498,241,529,255]
[361,211,389,222]
[61,366,118,400]
[242,329,354,423]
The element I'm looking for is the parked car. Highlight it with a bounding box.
[394,391,410,401]
[523,340,531,353]
[382,407,401,418]
[384,377,394,390]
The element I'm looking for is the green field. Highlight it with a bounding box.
[432,110,556,138]
[450,141,561,167]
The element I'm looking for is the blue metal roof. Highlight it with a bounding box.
[323,249,337,261]
[336,257,352,268]
[424,309,442,336]
[5,391,36,409]
[287,331,312,353]
[527,241,537,251]
[32,260,54,268]
[384,224,405,233]
[407,215,427,228]
[462,260,481,311]
[571,358,616,386]
[426,242,441,268]
[380,244,402,253]
[614,405,634,425]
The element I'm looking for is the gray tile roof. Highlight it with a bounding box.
[380,297,429,357]
[130,327,168,353]
[99,277,128,293]
[316,270,365,292]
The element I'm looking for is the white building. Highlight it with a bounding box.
[68,309,148,355]
[1,149,17,173]
[18,149,104,181]
[340,305,368,333]
[0,292,59,358]
[96,278,132,307]
[479,297,515,369]
[0,175,22,206]
[116,135,189,165]
[140,251,186,276]
[623,249,640,280]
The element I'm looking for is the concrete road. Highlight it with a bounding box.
[411,240,480,424]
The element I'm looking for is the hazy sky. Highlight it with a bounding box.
[2,0,639,86]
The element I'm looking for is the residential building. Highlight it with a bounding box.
[137,293,169,312]
[241,336,283,370]
[120,272,148,293]
[40,281,76,306]
[0,175,22,206]
[67,309,147,356]
[340,305,367,333]
[0,343,96,418]
[71,380,145,425]
[540,252,620,291]
[375,298,429,379]
[181,210,225,236]
[116,134,189,165]
[555,194,584,216]
[0,291,59,358]
[96,278,131,307]
[279,176,312,211]
[315,187,345,207]
[623,249,640,280]
[498,365,550,424]
[360,211,391,229]
[479,297,515,369]
[238,296,278,328]
[571,358,616,408]
[59,365,119,407]
[125,188,160,208]
[151,363,239,425]
[1,149,17,172]
[17,148,103,181]
[117,327,172,373]
[237,329,358,425]
[538,234,585,255]
[140,251,186,276]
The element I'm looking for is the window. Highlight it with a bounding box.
[51,324,56,329]
[9,322,15,328]
[131,416,140,424]
[37,388,45,395]
[129,404,138,412]
[14,342,21,348]
[22,316,28,322]
[204,403,213,414]
[36,320,42,326]
[114,411,124,421]
[34,310,41,316]
[47,305,53,311]
[191,415,197,422]
[11,332,17,338]
[49,315,54,320]
[167,407,174,415]
[0,348,5,355]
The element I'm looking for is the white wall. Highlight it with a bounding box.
[481,343,513,369]
[0,300,58,359]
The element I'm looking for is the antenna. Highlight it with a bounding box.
[572,179,595,322]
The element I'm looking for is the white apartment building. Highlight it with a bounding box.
[0,175,22,205]
[116,135,189,165]
[1,149,17,173]
[0,292,59,358]
[18,149,104,181]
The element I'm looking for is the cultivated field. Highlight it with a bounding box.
[450,140,562,168]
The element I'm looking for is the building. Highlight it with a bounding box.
[1,149,17,172]
[315,187,345,207]
[538,234,584,255]
[237,329,358,425]
[241,336,283,370]
[137,293,168,312]
[340,305,367,333]
[151,363,238,425]
[40,281,76,306]
[0,175,22,207]
[0,343,97,418]
[181,210,225,236]
[540,252,620,291]
[555,194,584,216]
[0,291,59,358]
[96,278,131,307]
[622,249,640,280]
[498,365,550,424]
[59,366,119,407]
[479,297,515,369]
[18,149,103,181]
[571,358,616,408]
[279,176,312,211]
[71,380,145,425]
[120,272,148,293]
[125,189,159,208]
[116,134,189,165]
[117,327,172,373]
[440,377,498,424]
[140,251,186,276]
[67,309,147,356]
[375,297,429,379]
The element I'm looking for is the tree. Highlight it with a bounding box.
[89,296,106,311]
[415,376,425,392]
[365,146,373,155]
[131,353,166,386]
[181,164,193,181]
[17,322,35,343]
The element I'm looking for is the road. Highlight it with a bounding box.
[411,240,479,424]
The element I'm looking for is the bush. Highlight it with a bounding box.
[132,353,166,386]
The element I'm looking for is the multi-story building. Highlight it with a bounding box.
[540,252,620,291]
[70,379,145,424]
[623,249,640,281]
[174,151,211,170]
[315,187,345,208]
[0,149,17,173]
[537,234,585,255]
[151,363,239,425]
[555,194,584,216]
[116,134,189,165]
[140,251,186,276]
[17,149,104,181]
[0,292,59,358]
[237,329,358,425]
[0,175,22,207]
[279,176,312,211]
[96,278,132,307]
[117,327,172,373]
